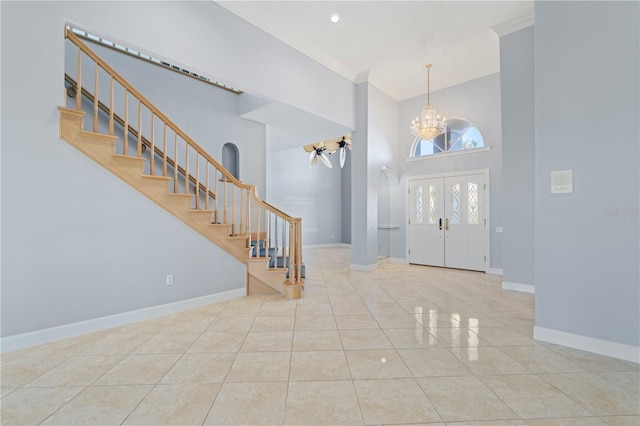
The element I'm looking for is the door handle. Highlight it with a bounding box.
[445,218,449,231]
[439,218,442,230]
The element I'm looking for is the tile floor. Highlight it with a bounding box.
[1,247,638,425]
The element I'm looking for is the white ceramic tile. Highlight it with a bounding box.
[418,376,518,422]
[41,385,152,425]
[204,382,287,425]
[285,381,363,425]
[124,383,220,425]
[354,378,441,424]
[480,374,594,419]
[345,349,412,379]
[160,353,235,384]
[0,387,84,425]
[95,353,180,385]
[226,351,291,382]
[289,351,351,381]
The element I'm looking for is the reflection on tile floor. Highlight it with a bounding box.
[1,247,638,425]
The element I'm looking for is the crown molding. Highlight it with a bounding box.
[492,15,535,37]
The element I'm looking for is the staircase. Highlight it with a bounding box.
[60,27,304,299]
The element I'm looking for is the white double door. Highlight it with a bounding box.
[409,174,486,271]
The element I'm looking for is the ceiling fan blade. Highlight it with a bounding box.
[324,139,340,151]
[309,151,318,167]
[340,146,346,168]
[319,152,333,168]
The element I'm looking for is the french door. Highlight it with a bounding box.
[409,173,486,271]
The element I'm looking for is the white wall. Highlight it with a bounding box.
[397,74,503,268]
[534,1,639,353]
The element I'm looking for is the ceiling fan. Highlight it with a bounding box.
[303,142,334,168]
[303,135,352,169]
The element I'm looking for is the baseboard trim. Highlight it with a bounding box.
[386,257,408,264]
[303,243,351,249]
[487,268,503,276]
[503,281,535,294]
[534,326,640,364]
[0,288,245,353]
[350,263,378,271]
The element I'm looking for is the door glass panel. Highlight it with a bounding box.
[451,183,460,225]
[468,182,479,225]
[428,184,438,224]
[414,185,423,224]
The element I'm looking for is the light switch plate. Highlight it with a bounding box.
[551,170,573,194]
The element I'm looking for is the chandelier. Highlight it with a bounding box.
[410,64,446,140]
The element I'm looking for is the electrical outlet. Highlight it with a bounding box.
[166,274,174,286]
[496,226,503,233]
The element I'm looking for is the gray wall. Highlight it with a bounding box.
[534,1,639,347]
[351,82,373,267]
[266,142,343,246]
[398,73,503,268]
[341,152,352,245]
[500,26,535,287]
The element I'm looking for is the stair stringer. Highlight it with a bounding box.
[58,106,289,295]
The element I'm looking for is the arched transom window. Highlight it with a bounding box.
[411,117,484,157]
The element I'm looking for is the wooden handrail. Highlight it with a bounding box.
[64,73,216,201]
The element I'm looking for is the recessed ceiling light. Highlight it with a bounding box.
[330,14,340,24]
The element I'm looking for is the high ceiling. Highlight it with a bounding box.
[218,1,534,101]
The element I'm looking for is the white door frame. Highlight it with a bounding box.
[405,169,491,272]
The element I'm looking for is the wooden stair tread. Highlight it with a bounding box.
[112,154,145,163]
[140,175,171,181]
[58,106,85,118]
[164,193,193,198]
[78,129,118,141]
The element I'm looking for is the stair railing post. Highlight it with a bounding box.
[93,63,99,132]
[195,152,200,210]
[109,76,114,136]
[76,49,82,112]
[288,220,295,284]
[297,219,303,283]
[246,188,251,241]
[150,113,155,175]
[223,175,228,227]
[215,169,220,223]
[184,143,189,194]
[231,184,236,236]
[123,90,129,155]
[136,100,142,157]
[238,186,243,235]
[162,124,167,177]
[205,162,210,211]
[173,134,179,193]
